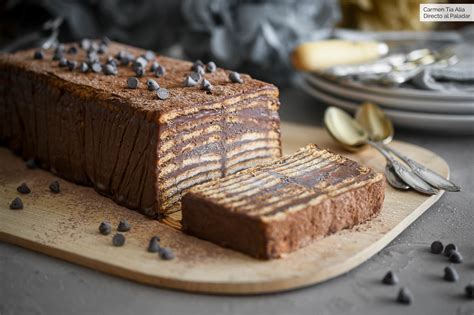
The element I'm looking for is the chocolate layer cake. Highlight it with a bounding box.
[0,41,281,217]
[182,144,385,259]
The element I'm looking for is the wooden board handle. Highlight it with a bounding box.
[291,40,388,71]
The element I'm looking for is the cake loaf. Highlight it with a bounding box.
[182,144,385,259]
[0,40,281,217]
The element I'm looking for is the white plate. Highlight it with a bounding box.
[307,73,474,102]
[297,76,474,135]
[303,73,474,114]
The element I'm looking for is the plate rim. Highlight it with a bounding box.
[303,73,474,114]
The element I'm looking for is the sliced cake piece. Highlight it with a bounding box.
[182,144,385,259]
[0,41,281,217]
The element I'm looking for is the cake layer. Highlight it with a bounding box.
[182,144,385,258]
[0,40,281,216]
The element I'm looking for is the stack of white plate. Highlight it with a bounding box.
[297,73,474,134]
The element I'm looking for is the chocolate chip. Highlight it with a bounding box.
[117,220,131,232]
[206,61,216,73]
[229,71,243,83]
[34,50,44,60]
[112,233,125,247]
[147,237,160,253]
[104,64,118,75]
[17,183,31,194]
[97,44,107,54]
[9,197,23,210]
[449,251,463,263]
[134,56,148,69]
[466,282,474,299]
[91,62,102,73]
[117,51,133,66]
[67,60,77,71]
[67,46,78,54]
[195,65,205,76]
[88,42,99,53]
[52,51,63,61]
[87,52,99,65]
[106,56,118,66]
[99,222,111,235]
[382,271,399,285]
[127,77,139,89]
[159,247,175,260]
[26,159,37,169]
[444,243,457,256]
[396,287,413,305]
[149,61,159,72]
[201,79,213,93]
[49,180,60,193]
[80,62,89,73]
[151,235,161,242]
[134,66,145,77]
[189,72,201,83]
[144,50,156,61]
[147,79,160,91]
[430,240,444,254]
[156,88,169,100]
[101,36,111,46]
[184,76,198,87]
[155,65,166,78]
[444,266,459,282]
[81,39,91,50]
[58,58,68,67]
[191,60,204,71]
[55,44,65,54]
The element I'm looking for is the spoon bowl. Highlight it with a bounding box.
[355,102,394,143]
[324,107,368,151]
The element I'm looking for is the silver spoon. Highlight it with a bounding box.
[324,107,438,195]
[356,103,460,192]
[354,102,409,190]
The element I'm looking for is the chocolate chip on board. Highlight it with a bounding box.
[9,197,23,210]
[99,222,112,235]
[159,247,175,260]
[117,220,131,232]
[148,237,161,253]
[112,233,126,247]
[49,180,60,193]
[17,183,31,194]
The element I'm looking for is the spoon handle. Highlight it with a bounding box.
[366,141,438,195]
[382,144,461,192]
[385,163,410,190]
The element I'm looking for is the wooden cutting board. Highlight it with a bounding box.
[0,122,448,294]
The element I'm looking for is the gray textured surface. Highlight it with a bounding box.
[1,88,473,315]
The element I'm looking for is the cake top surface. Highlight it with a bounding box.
[187,144,384,221]
[0,41,278,122]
